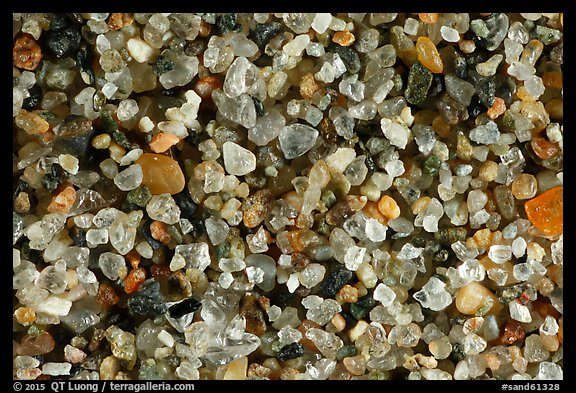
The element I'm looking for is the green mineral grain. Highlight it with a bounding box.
[152,55,175,76]
[410,235,429,248]
[110,130,132,149]
[27,324,45,335]
[368,370,391,380]
[100,109,118,132]
[433,249,450,263]
[336,345,357,361]
[318,94,333,111]
[450,342,467,362]
[502,110,515,129]
[277,342,304,361]
[470,19,490,38]
[314,217,331,237]
[366,137,390,156]
[105,325,137,370]
[434,227,468,245]
[534,26,561,45]
[321,190,337,209]
[475,76,496,108]
[405,63,433,105]
[42,164,67,192]
[127,185,152,207]
[541,154,563,172]
[475,297,495,317]
[393,177,409,188]
[216,13,241,34]
[422,155,441,176]
[215,242,231,259]
[350,296,376,320]
[496,283,528,304]
[139,358,166,380]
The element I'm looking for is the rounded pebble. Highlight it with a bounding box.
[136,153,185,195]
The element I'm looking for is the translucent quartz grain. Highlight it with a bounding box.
[146,194,181,225]
[114,164,143,191]
[511,174,537,200]
[222,141,256,176]
[278,123,319,160]
[248,109,285,146]
[135,153,185,195]
[373,283,396,306]
[413,277,452,311]
[445,74,475,106]
[469,121,500,145]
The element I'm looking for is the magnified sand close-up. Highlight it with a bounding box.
[12,12,563,381]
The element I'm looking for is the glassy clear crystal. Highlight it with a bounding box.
[344,245,366,271]
[99,252,125,280]
[373,283,396,306]
[278,123,319,160]
[509,301,532,323]
[413,277,453,311]
[146,194,181,225]
[175,243,211,272]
